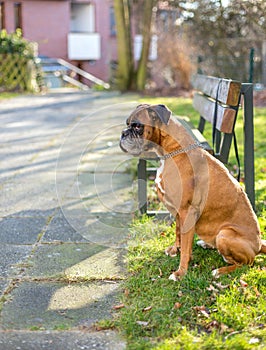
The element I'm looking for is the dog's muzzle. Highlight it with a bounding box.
[120,127,143,156]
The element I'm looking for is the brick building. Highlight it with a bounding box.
[0,0,117,83]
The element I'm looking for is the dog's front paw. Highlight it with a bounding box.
[169,273,180,281]
[165,245,179,257]
[169,269,186,281]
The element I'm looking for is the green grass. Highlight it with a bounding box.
[0,92,19,100]
[116,216,266,349]
[114,97,266,349]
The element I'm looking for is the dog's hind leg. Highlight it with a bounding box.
[260,240,266,254]
[212,228,257,278]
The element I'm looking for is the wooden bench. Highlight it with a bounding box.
[138,74,256,215]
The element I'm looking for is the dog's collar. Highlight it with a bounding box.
[158,141,203,160]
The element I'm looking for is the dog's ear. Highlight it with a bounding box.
[148,104,171,125]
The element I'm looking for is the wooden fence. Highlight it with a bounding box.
[0,54,39,92]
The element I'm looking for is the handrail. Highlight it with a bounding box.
[57,58,110,89]
[62,74,90,90]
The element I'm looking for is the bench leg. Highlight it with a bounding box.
[241,83,255,210]
[138,159,147,214]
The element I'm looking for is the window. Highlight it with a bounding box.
[70,3,95,33]
[0,2,5,30]
[109,6,116,36]
[14,3,22,30]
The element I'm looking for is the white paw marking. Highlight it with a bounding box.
[165,249,177,257]
[197,240,214,249]
[197,240,208,249]
[222,255,230,263]
[212,269,220,278]
[169,273,178,281]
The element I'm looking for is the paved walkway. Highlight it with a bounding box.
[0,90,139,349]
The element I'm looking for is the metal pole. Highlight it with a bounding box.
[138,159,147,214]
[241,83,255,210]
[249,48,254,83]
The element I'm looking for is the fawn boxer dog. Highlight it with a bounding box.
[120,104,266,280]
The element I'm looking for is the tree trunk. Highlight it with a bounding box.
[113,0,134,91]
[136,0,156,91]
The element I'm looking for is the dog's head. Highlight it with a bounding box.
[120,104,171,156]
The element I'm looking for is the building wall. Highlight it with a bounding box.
[81,0,117,83]
[24,1,69,59]
[2,0,117,83]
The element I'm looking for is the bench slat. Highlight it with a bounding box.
[192,74,241,106]
[193,93,237,133]
[176,117,213,154]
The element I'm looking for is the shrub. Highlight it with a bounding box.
[0,29,34,57]
[0,29,42,92]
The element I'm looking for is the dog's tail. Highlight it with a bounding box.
[260,240,266,254]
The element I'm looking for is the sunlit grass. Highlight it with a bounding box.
[116,216,266,349]
[0,92,20,99]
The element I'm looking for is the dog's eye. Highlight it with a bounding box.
[132,123,144,134]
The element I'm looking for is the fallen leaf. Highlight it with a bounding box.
[206,284,218,292]
[193,305,210,318]
[253,286,261,297]
[193,306,207,311]
[213,282,229,290]
[206,320,219,331]
[124,289,130,297]
[173,302,182,309]
[249,338,260,344]
[142,306,152,312]
[112,303,125,310]
[220,323,229,334]
[240,279,248,287]
[178,291,183,297]
[200,310,210,318]
[136,321,149,326]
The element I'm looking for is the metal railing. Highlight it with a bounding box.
[38,57,110,90]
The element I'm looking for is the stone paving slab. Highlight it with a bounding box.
[0,91,138,348]
[0,244,33,278]
[24,243,125,280]
[0,216,48,244]
[0,279,10,295]
[55,213,133,248]
[1,177,58,218]
[0,330,125,350]
[1,281,120,331]
[41,211,88,243]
